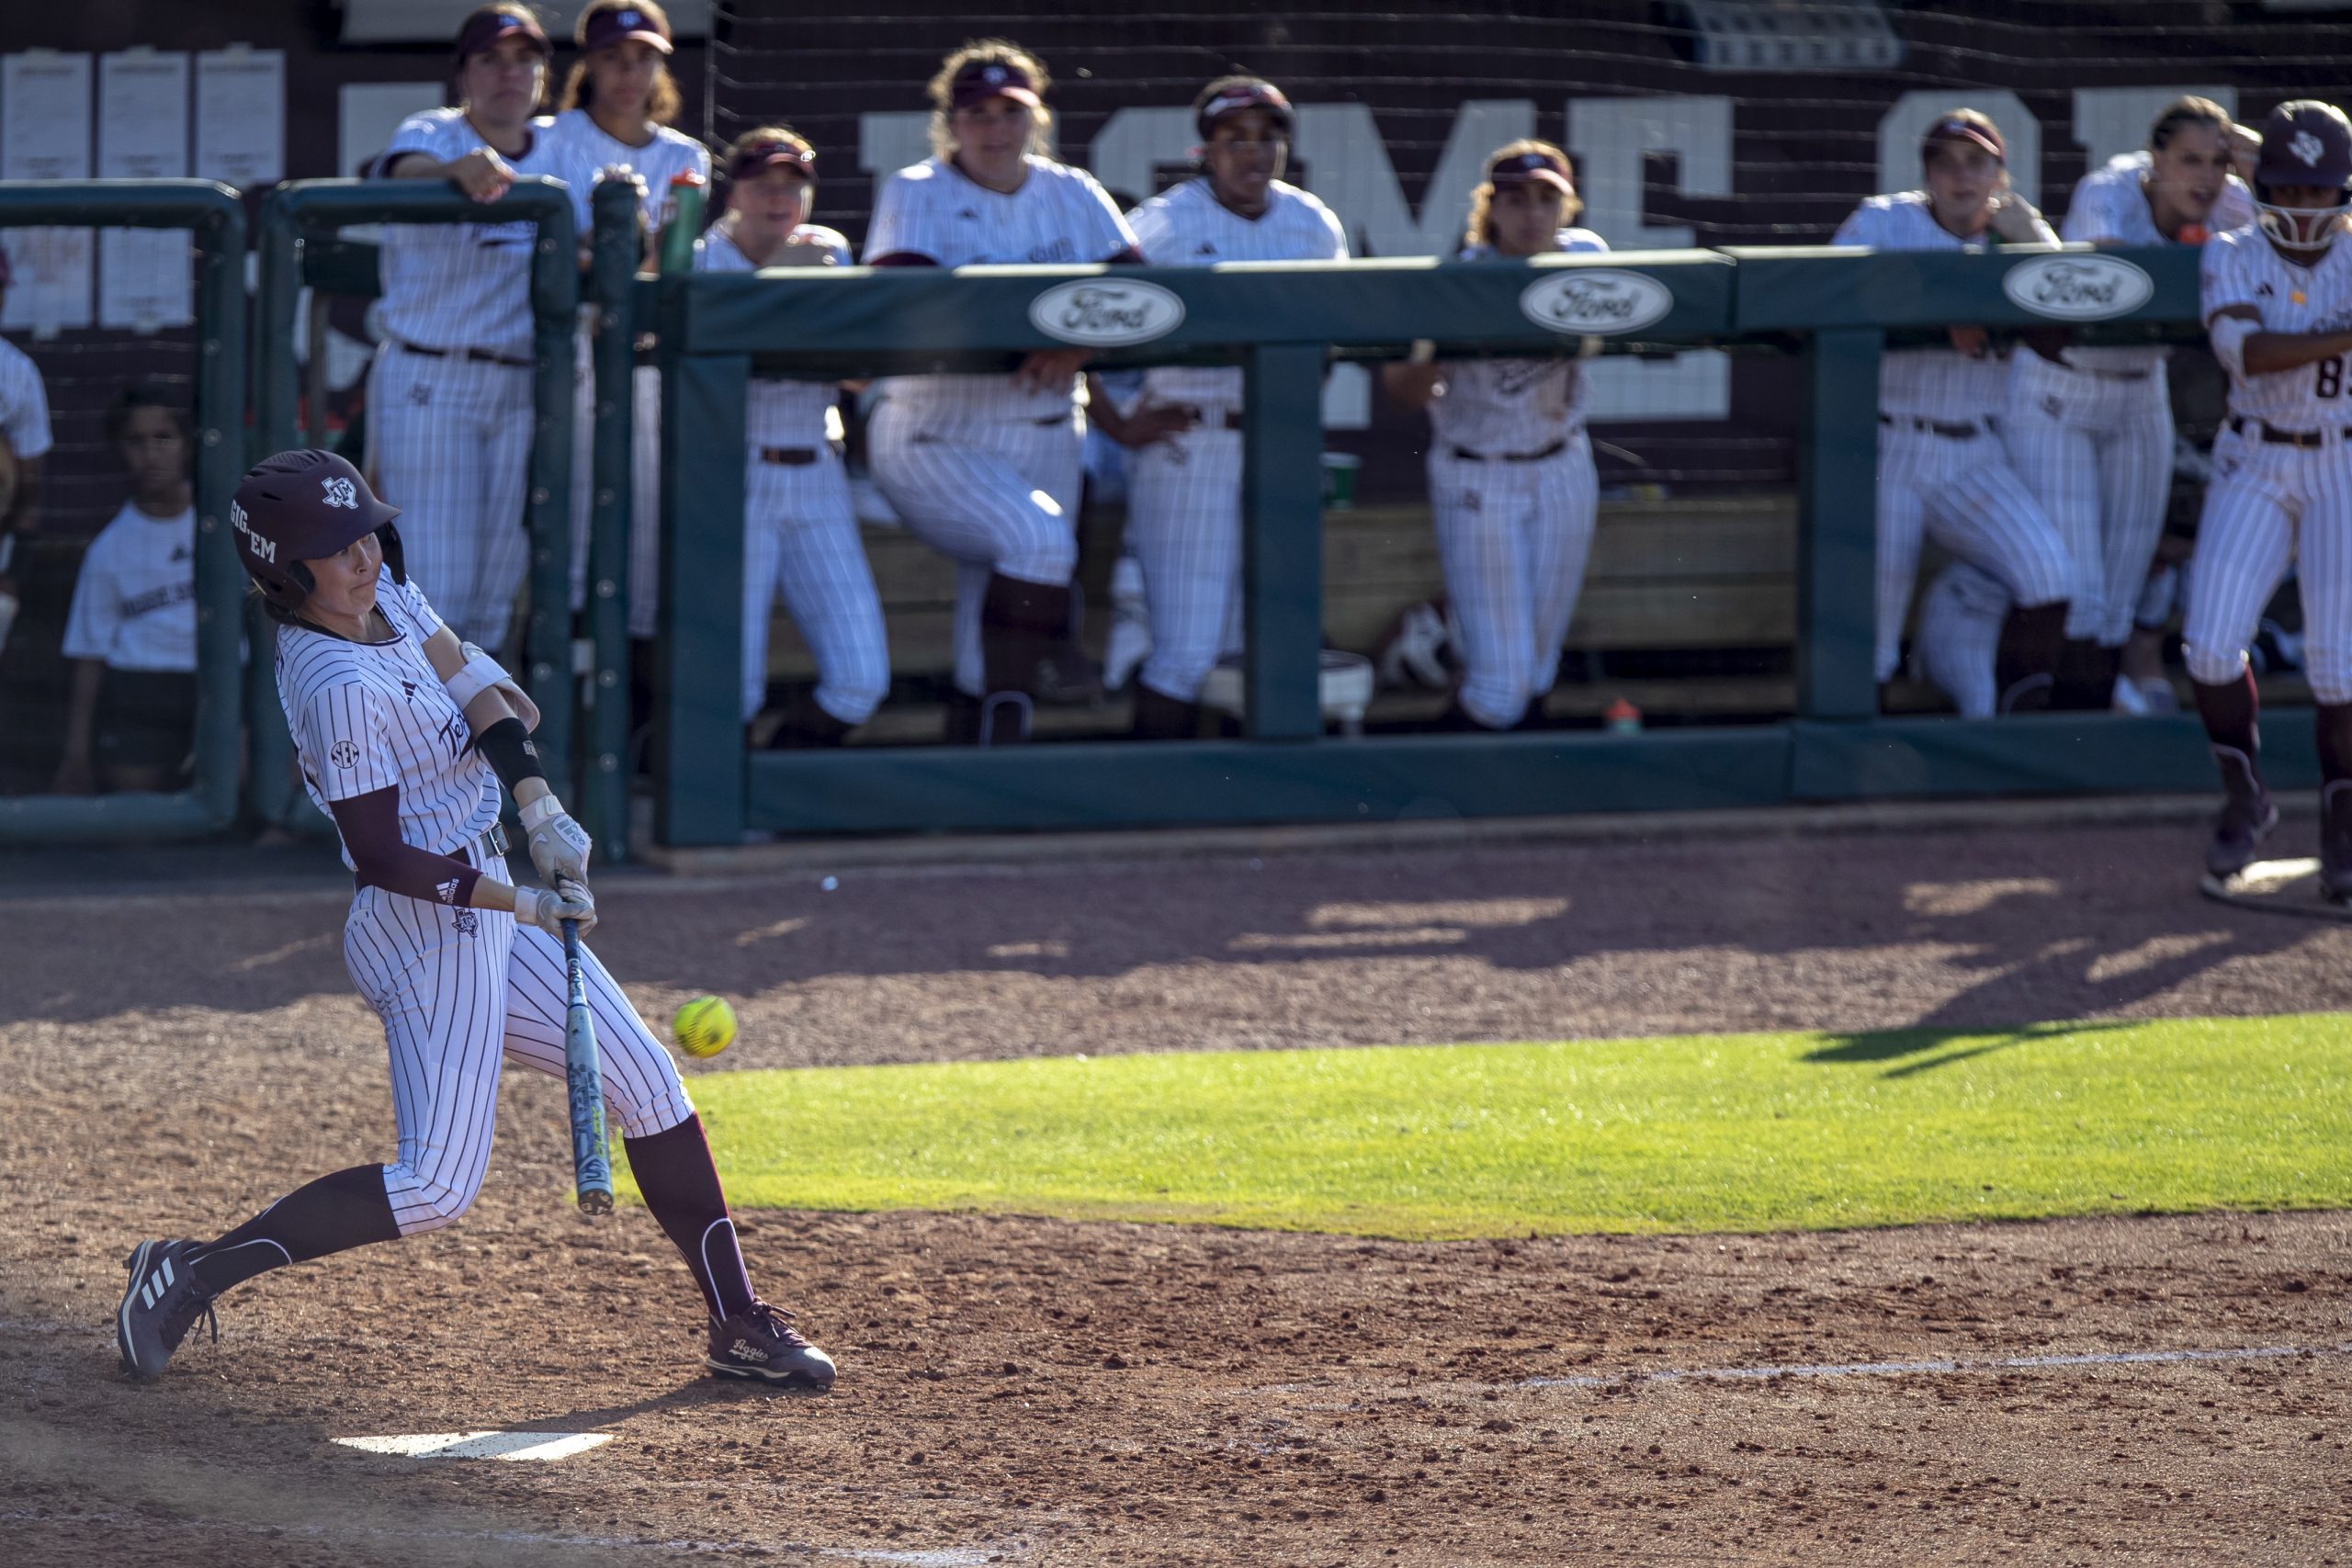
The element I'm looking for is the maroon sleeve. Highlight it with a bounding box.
[328,786,483,907]
[1104,245,1147,265]
[867,253,940,268]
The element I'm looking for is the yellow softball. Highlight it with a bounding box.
[673,995,738,1059]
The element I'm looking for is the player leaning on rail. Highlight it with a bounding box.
[113,451,834,1393]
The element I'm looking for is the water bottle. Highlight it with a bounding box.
[657,172,707,274]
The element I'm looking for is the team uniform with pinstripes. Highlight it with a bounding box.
[1422,230,1607,729]
[1120,176,1347,703]
[695,224,889,726]
[1917,159,2257,713]
[278,570,694,1236]
[542,110,708,639]
[366,109,568,651]
[863,154,1137,698]
[1831,193,2074,694]
[2182,226,2352,706]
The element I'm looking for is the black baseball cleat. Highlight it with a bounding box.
[706,1301,836,1391]
[117,1239,220,1382]
[2207,746,2278,880]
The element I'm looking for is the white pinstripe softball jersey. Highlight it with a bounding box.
[276,570,500,878]
[2203,226,2352,428]
[374,109,569,359]
[61,502,197,671]
[864,155,1137,422]
[1125,177,1346,408]
[541,110,708,234]
[1430,230,1610,456]
[2057,156,2256,375]
[1833,193,2058,419]
[697,224,852,444]
[0,337,52,459]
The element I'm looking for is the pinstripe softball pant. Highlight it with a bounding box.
[740,448,890,725]
[2183,426,2352,704]
[1873,419,2075,684]
[866,399,1082,698]
[1126,423,1244,703]
[368,343,536,652]
[1429,434,1600,729]
[342,854,695,1236]
[2004,353,2174,647]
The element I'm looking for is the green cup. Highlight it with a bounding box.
[1320,451,1362,511]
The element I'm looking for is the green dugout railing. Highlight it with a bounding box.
[646,241,2269,844]
[251,177,577,828]
[0,180,245,844]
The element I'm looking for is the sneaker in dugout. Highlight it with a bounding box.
[707,1300,837,1391]
[118,1238,220,1382]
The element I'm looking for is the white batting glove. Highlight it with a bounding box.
[514,881,596,939]
[520,793,593,889]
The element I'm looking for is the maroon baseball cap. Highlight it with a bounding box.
[1923,112,2006,164]
[454,6,550,60]
[950,58,1042,111]
[1488,148,1574,196]
[728,134,816,183]
[582,4,673,55]
[1196,79,1294,141]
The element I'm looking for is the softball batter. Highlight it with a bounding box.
[864,39,1140,744]
[1833,109,2075,712]
[700,127,888,745]
[369,3,566,651]
[115,449,834,1391]
[544,0,707,650]
[1917,97,2254,716]
[1383,142,1604,731]
[2185,100,2352,892]
[1100,76,1346,739]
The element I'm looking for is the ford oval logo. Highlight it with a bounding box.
[1028,278,1187,347]
[1519,268,1675,335]
[2000,254,2154,321]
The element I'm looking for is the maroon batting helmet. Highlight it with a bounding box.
[2254,100,2352,252]
[232,449,404,618]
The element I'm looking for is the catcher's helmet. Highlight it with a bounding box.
[2253,100,2352,253]
[232,449,405,618]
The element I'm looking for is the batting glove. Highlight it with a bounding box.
[520,793,593,889]
[514,881,596,939]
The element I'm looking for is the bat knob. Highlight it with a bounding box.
[579,1190,614,1217]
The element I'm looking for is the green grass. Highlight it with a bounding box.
[628,1015,2352,1239]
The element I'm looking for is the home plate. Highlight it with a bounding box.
[334,1430,613,1461]
[2201,857,2352,919]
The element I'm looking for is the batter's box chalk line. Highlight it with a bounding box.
[1232,1340,2352,1399]
[332,1430,614,1461]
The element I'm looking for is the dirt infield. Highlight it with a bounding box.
[5,818,2351,1565]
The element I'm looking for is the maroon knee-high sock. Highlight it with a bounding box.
[625,1114,756,1321]
[189,1165,402,1294]
[2316,703,2352,786]
[2194,668,2261,759]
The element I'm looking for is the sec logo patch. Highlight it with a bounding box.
[331,740,361,769]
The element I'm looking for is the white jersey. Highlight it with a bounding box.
[60,502,196,671]
[2203,226,2352,429]
[276,569,500,873]
[696,223,850,446]
[541,109,708,236]
[1126,177,1347,408]
[865,154,1137,422]
[1430,230,1610,455]
[0,337,52,460]
[1834,192,2058,420]
[373,108,571,359]
[2057,155,2257,374]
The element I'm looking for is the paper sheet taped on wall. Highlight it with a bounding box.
[1,51,95,336]
[98,49,193,333]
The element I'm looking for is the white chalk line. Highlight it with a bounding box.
[1233,1339,2352,1400]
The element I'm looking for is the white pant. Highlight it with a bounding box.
[2184,423,2352,704]
[740,447,890,725]
[367,343,536,651]
[1125,421,1244,703]
[342,853,694,1236]
[569,340,665,640]
[867,398,1082,697]
[1428,434,1600,728]
[2004,353,2174,647]
[1874,417,2073,683]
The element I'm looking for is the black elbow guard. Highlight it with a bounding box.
[470,716,547,792]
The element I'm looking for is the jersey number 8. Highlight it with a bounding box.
[2319,356,2345,399]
